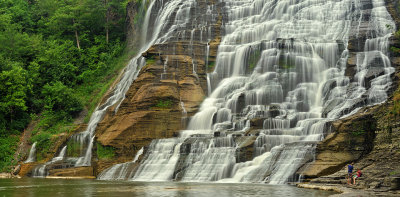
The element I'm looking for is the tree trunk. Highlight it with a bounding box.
[72,18,81,49]
[106,18,109,44]
[105,0,109,44]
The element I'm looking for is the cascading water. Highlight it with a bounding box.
[72,0,215,167]
[32,145,68,177]
[103,0,395,184]
[97,147,144,180]
[31,0,196,176]
[54,146,67,161]
[24,142,37,163]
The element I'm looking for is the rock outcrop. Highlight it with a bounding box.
[298,107,378,178]
[297,0,400,191]
[48,167,95,178]
[93,0,224,172]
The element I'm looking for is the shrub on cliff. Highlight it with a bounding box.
[42,81,83,119]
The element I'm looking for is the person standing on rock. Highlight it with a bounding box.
[352,169,362,185]
[347,162,354,185]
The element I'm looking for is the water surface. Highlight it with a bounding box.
[0,178,336,197]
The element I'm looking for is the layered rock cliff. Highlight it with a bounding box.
[93,0,224,173]
[298,0,400,191]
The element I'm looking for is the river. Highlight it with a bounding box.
[0,178,336,196]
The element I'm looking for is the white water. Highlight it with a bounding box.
[53,146,67,161]
[97,147,144,180]
[132,139,183,181]
[47,0,192,168]
[133,147,144,163]
[31,145,69,177]
[32,165,47,177]
[180,136,236,182]
[101,0,395,184]
[24,142,37,163]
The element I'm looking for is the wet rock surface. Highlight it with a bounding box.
[297,1,400,193]
[296,1,400,194]
[93,0,224,172]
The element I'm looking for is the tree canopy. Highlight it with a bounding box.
[0,0,130,171]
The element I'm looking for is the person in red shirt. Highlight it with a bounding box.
[352,169,362,185]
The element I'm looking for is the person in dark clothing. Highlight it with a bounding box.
[347,162,354,185]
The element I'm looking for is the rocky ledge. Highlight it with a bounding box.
[298,182,400,197]
[296,1,400,194]
[91,0,225,174]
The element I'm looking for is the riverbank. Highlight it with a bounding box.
[297,168,400,197]
[298,183,400,197]
[0,173,21,179]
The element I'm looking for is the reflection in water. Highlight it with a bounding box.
[0,179,336,197]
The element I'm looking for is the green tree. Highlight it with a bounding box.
[41,81,83,119]
[35,39,80,86]
[0,0,130,171]
[0,65,31,132]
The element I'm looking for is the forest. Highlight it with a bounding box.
[0,0,131,171]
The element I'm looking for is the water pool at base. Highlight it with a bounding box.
[0,178,337,197]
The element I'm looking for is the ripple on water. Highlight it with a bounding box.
[0,179,337,197]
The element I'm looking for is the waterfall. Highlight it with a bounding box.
[101,0,395,184]
[32,0,190,172]
[24,142,37,163]
[53,146,67,161]
[133,147,144,163]
[32,165,47,177]
[133,139,183,181]
[31,145,68,177]
[180,100,188,128]
[98,147,144,180]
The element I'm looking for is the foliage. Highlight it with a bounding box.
[146,57,156,65]
[96,143,115,159]
[351,129,365,137]
[30,132,52,161]
[248,50,261,70]
[133,0,149,26]
[391,46,400,54]
[67,140,81,157]
[0,0,132,170]
[389,26,400,54]
[390,170,400,176]
[279,58,295,70]
[281,63,296,69]
[395,30,400,39]
[155,100,173,108]
[207,61,215,70]
[391,90,400,116]
[42,81,83,119]
[0,136,19,172]
[0,65,31,133]
[386,24,394,31]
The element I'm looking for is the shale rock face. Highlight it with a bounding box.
[298,0,400,189]
[94,0,224,170]
[48,167,95,178]
[298,108,377,178]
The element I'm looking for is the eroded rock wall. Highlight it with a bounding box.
[94,0,224,171]
[298,0,400,190]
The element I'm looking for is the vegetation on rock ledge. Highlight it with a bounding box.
[97,143,115,160]
[155,100,173,109]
